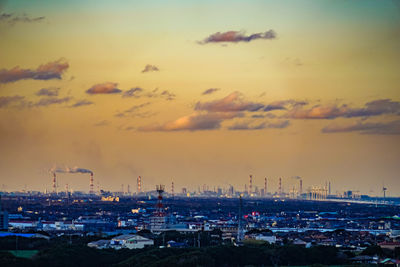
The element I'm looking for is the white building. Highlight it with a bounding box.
[254,234,277,244]
[110,234,154,249]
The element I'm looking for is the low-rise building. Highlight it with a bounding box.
[110,234,154,249]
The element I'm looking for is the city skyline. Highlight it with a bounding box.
[1,0,400,195]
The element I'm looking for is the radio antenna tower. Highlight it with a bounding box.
[137,176,142,194]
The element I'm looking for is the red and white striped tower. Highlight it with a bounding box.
[155,185,165,217]
[137,176,142,194]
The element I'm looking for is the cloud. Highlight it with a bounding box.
[202,88,220,95]
[122,87,143,98]
[195,92,264,112]
[199,30,276,44]
[36,87,60,97]
[115,102,155,118]
[0,95,24,108]
[0,95,71,108]
[70,99,94,108]
[0,59,69,83]
[322,120,400,135]
[86,82,122,94]
[33,97,71,107]
[141,64,159,73]
[139,112,240,132]
[146,88,176,100]
[51,166,93,175]
[286,99,400,119]
[228,120,290,130]
[94,120,110,127]
[122,87,176,100]
[264,100,307,112]
[159,90,176,101]
[345,99,400,117]
[0,13,45,25]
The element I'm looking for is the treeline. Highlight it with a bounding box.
[0,238,348,267]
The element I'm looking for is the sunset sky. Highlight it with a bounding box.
[0,0,399,196]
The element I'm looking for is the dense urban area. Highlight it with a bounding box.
[1,182,400,266]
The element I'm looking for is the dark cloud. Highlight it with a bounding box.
[36,87,60,97]
[124,126,136,131]
[0,59,69,83]
[195,92,264,112]
[0,95,24,108]
[228,120,290,130]
[202,88,220,95]
[0,95,71,108]
[33,97,71,107]
[94,120,110,127]
[86,82,122,94]
[199,30,276,44]
[0,13,45,25]
[122,87,176,100]
[115,102,155,118]
[264,100,308,112]
[122,87,143,98]
[145,88,176,100]
[70,99,94,108]
[322,120,400,135]
[160,90,176,101]
[141,64,159,73]
[286,99,400,119]
[51,166,93,175]
[345,99,400,118]
[139,112,240,132]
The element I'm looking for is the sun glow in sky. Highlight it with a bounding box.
[1,0,399,195]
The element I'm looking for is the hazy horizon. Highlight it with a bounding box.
[1,0,399,196]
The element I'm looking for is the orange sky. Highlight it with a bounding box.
[0,0,399,196]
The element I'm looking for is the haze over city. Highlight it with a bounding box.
[1,0,400,196]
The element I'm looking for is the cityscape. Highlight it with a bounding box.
[1,0,400,266]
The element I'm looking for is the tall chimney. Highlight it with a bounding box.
[279,177,282,196]
[89,172,94,195]
[299,179,303,196]
[171,181,174,197]
[328,181,331,195]
[52,173,57,194]
[264,177,267,197]
[249,175,253,195]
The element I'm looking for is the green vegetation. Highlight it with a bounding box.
[0,236,352,267]
[7,250,38,258]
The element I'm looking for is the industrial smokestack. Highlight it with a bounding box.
[279,177,282,195]
[299,179,303,196]
[249,175,253,196]
[328,181,331,195]
[264,177,267,197]
[52,172,57,194]
[89,172,94,195]
[171,181,174,198]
